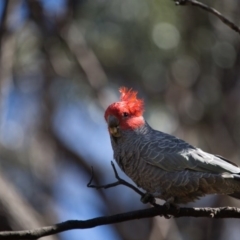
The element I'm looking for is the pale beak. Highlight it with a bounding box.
[107,115,121,137]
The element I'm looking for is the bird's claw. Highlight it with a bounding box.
[152,202,172,219]
[163,199,180,212]
[161,197,180,218]
[141,192,156,204]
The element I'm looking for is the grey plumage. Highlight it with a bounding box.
[110,121,240,204]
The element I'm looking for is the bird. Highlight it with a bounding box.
[104,87,240,205]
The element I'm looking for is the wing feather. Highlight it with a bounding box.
[141,131,240,174]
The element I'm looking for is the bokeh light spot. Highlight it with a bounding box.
[152,23,180,50]
[212,42,236,69]
[171,56,200,88]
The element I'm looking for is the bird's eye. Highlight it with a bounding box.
[122,112,129,118]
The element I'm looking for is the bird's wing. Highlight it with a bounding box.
[141,133,240,174]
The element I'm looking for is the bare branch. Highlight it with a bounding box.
[174,0,240,35]
[87,162,157,206]
[1,163,240,239]
[1,206,240,239]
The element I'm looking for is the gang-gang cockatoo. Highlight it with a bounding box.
[104,87,240,205]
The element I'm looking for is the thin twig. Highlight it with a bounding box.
[174,0,240,35]
[87,161,158,206]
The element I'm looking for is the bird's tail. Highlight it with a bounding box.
[233,174,240,181]
[228,174,240,199]
[228,193,240,200]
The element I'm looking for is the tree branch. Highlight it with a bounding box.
[87,161,158,207]
[1,162,240,239]
[174,0,240,35]
[88,162,146,198]
[0,206,240,239]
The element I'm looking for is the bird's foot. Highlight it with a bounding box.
[164,197,178,209]
[141,192,156,204]
[162,197,180,219]
[141,194,171,219]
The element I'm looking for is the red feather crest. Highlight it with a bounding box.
[119,87,144,115]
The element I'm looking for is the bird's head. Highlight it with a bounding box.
[104,87,145,138]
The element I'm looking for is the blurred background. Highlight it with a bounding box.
[0,0,240,239]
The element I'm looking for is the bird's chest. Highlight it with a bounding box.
[111,137,140,175]
[114,145,134,172]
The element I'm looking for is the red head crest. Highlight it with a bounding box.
[119,87,144,116]
[104,87,145,130]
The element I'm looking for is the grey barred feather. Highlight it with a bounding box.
[110,121,240,204]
